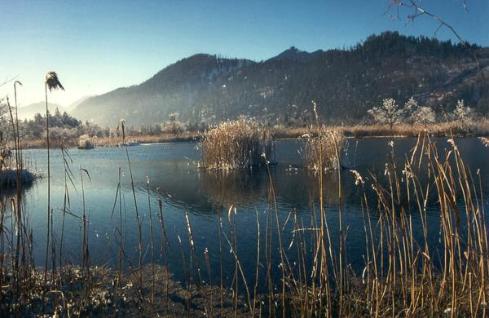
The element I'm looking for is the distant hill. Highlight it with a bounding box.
[66,96,90,111]
[18,102,66,120]
[72,32,489,127]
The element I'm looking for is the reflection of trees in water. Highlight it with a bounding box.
[199,169,267,207]
[199,167,353,211]
[130,143,481,220]
[0,183,33,201]
[146,167,267,213]
[274,169,343,207]
[160,166,359,213]
[0,187,33,246]
[146,168,214,212]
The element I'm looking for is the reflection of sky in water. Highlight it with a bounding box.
[14,138,489,286]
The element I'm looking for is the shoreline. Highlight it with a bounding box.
[14,121,489,150]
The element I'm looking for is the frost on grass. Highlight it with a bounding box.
[1,265,250,317]
[201,118,272,170]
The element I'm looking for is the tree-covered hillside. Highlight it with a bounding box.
[73,32,489,127]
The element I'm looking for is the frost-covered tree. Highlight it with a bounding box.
[368,98,404,129]
[452,99,472,124]
[411,106,436,126]
[403,97,418,122]
[403,97,436,125]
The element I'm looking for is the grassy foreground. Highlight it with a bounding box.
[2,130,489,316]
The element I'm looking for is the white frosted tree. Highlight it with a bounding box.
[411,106,436,126]
[368,98,404,129]
[403,97,418,122]
[452,100,473,124]
[403,97,436,126]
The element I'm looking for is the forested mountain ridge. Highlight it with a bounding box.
[72,32,489,127]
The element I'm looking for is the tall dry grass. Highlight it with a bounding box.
[201,118,272,170]
[344,134,489,317]
[256,133,489,317]
[304,127,345,171]
[1,108,489,316]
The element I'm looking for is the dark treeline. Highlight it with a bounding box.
[353,31,480,59]
[73,32,489,127]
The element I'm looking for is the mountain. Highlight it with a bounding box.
[269,46,323,63]
[66,96,91,111]
[72,32,489,127]
[18,102,66,120]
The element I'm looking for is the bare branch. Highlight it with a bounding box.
[388,0,468,44]
[387,0,485,80]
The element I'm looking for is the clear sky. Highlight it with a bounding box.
[0,0,487,107]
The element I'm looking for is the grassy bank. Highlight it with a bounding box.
[14,119,489,150]
[274,119,489,138]
[17,131,200,149]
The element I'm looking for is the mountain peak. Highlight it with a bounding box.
[270,46,319,62]
[72,33,488,127]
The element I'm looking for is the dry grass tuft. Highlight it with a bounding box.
[201,118,272,170]
[78,134,95,149]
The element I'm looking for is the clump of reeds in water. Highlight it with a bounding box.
[201,118,272,170]
[78,134,95,149]
[304,127,345,171]
[0,168,36,188]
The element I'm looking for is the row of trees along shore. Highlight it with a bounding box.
[0,96,479,150]
[368,97,473,129]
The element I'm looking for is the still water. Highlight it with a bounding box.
[17,137,489,286]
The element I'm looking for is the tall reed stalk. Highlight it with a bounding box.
[43,72,64,284]
[120,120,144,294]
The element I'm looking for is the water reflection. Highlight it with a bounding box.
[198,169,266,207]
[12,137,489,285]
[148,164,348,213]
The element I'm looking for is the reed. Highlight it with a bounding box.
[345,134,489,317]
[43,71,64,285]
[201,118,272,170]
[304,127,345,171]
[1,108,489,316]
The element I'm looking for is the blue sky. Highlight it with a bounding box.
[0,0,487,106]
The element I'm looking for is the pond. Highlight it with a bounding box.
[15,137,489,289]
